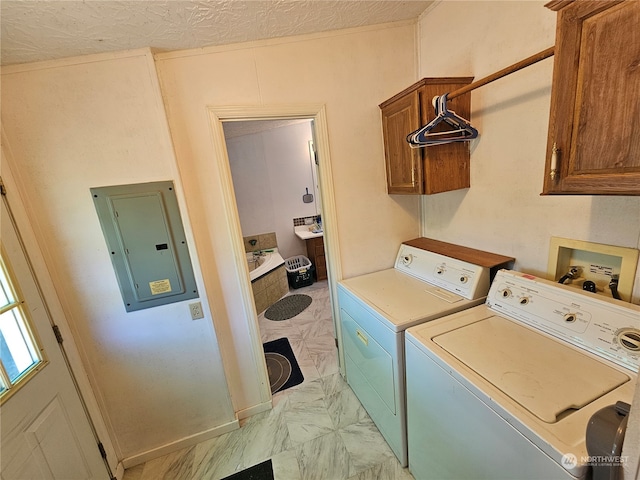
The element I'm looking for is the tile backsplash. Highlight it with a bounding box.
[293,216,319,227]
[243,232,278,252]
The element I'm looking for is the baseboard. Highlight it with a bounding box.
[236,400,272,421]
[114,462,125,479]
[121,419,240,469]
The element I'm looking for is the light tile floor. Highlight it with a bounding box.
[123,280,414,480]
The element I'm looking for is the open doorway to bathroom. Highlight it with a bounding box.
[222,118,322,315]
[214,108,344,397]
[207,105,345,397]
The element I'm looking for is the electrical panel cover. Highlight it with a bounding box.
[91,181,198,312]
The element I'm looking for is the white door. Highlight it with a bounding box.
[0,193,110,479]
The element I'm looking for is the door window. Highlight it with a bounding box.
[0,251,45,401]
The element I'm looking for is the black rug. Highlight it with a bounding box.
[264,294,312,321]
[221,459,274,480]
[263,337,304,394]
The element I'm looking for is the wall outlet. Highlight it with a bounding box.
[189,301,204,320]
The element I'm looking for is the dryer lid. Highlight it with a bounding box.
[434,316,630,423]
[339,269,478,332]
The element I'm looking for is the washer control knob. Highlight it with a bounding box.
[459,275,469,284]
[617,329,640,352]
[436,267,444,275]
[564,313,577,323]
[501,288,512,298]
[401,254,413,266]
[519,297,530,305]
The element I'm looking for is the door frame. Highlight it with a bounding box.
[0,153,119,479]
[206,104,345,386]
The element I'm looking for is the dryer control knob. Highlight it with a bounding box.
[617,329,640,352]
[401,254,413,266]
[501,288,512,298]
[459,275,469,284]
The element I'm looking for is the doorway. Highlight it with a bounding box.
[223,118,319,314]
[206,105,345,387]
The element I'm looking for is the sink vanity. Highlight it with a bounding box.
[295,226,327,281]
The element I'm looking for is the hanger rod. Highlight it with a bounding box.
[448,46,555,100]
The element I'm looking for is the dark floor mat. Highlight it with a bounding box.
[263,337,304,394]
[264,294,312,321]
[221,460,274,480]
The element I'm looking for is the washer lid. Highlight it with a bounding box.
[434,315,630,423]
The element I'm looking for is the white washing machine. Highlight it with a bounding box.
[338,239,512,466]
[405,269,640,480]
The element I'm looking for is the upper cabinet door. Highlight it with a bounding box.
[380,78,473,195]
[543,0,640,195]
[381,90,423,194]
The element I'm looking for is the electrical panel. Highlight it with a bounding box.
[91,181,198,312]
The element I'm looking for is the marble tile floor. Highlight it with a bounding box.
[123,280,414,480]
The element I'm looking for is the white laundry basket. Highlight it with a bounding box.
[284,255,314,289]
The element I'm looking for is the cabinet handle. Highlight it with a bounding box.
[550,142,560,180]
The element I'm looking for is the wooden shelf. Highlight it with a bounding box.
[403,237,514,270]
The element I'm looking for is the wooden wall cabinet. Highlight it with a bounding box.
[379,77,474,195]
[543,0,640,195]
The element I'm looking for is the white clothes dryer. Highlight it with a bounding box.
[338,238,513,466]
[405,270,640,479]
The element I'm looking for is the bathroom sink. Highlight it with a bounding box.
[294,225,323,240]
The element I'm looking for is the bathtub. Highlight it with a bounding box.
[247,249,285,282]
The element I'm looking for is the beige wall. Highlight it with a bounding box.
[155,22,420,281]
[0,50,237,463]
[1,21,420,465]
[418,1,640,303]
[154,21,420,416]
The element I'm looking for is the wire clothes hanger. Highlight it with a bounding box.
[407,93,478,147]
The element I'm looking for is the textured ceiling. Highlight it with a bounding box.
[0,1,433,66]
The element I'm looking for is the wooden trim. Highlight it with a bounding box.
[545,0,575,12]
[207,107,272,407]
[403,237,515,269]
[207,103,346,376]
